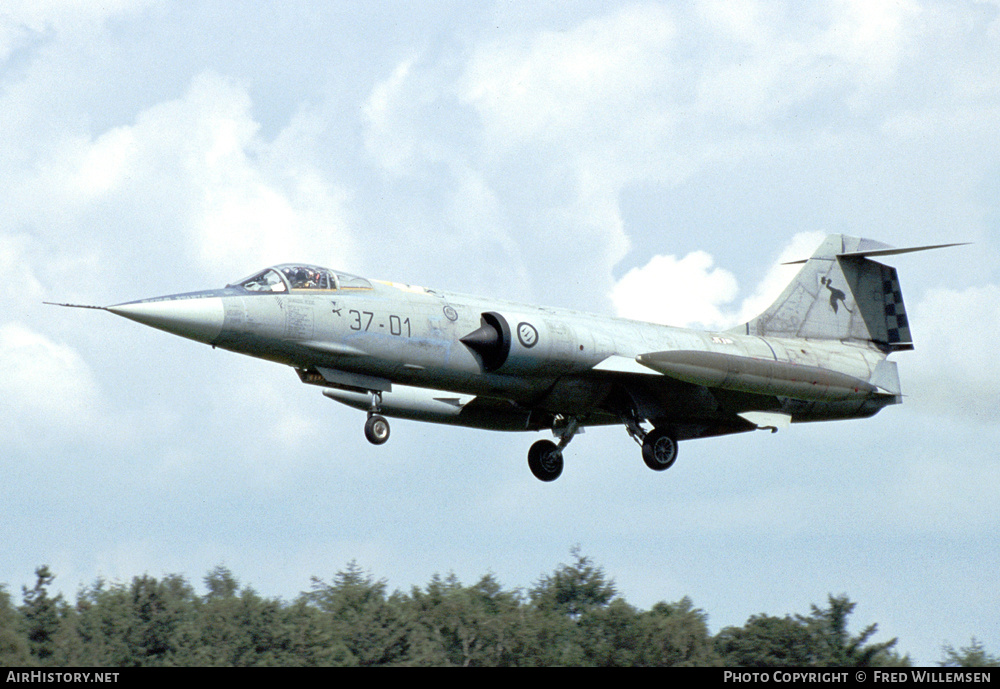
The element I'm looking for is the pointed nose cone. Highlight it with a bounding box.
[107,296,225,345]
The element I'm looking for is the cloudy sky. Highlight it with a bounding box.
[2,0,998,664]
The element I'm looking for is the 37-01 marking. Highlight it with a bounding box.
[346,309,411,337]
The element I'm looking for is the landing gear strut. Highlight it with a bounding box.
[623,411,679,472]
[364,391,390,445]
[526,417,580,482]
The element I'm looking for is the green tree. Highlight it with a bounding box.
[405,572,524,666]
[122,573,199,665]
[68,573,200,666]
[634,597,720,666]
[0,585,30,665]
[523,548,621,665]
[278,598,350,666]
[939,638,1000,667]
[193,567,300,666]
[529,547,616,620]
[716,613,817,666]
[575,597,642,666]
[801,594,897,666]
[69,578,128,666]
[4,561,946,667]
[716,596,899,667]
[302,561,409,666]
[203,565,239,600]
[19,566,66,663]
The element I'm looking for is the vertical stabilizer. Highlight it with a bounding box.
[736,235,917,351]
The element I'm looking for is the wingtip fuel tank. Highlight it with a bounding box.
[635,350,882,402]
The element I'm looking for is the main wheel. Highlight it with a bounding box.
[642,428,677,471]
[527,439,564,482]
[364,414,390,445]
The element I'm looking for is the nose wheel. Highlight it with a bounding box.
[364,414,390,445]
[363,391,390,445]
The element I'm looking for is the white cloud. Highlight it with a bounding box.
[610,251,739,329]
[906,284,1000,422]
[611,231,827,329]
[0,323,100,442]
[0,0,160,61]
[734,231,827,323]
[694,0,920,121]
[460,4,676,151]
[362,1,941,313]
[30,71,355,281]
[363,57,424,175]
[131,72,353,274]
[0,233,46,304]
[823,0,919,79]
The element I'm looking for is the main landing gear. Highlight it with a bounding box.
[527,439,563,482]
[640,428,678,471]
[624,413,679,472]
[525,415,679,482]
[527,417,579,482]
[363,391,390,445]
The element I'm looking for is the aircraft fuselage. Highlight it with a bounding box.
[109,277,894,437]
[59,232,942,481]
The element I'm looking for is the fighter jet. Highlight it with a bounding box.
[48,234,962,481]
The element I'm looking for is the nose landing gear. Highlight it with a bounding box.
[363,391,390,445]
[364,414,390,445]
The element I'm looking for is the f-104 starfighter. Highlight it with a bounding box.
[50,234,961,481]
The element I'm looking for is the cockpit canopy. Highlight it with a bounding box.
[230,264,372,293]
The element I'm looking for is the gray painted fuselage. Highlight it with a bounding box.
[111,271,893,438]
[65,234,953,479]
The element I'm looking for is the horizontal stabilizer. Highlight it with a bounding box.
[837,242,970,260]
[782,241,969,264]
[739,234,966,350]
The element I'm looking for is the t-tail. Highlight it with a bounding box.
[735,234,965,353]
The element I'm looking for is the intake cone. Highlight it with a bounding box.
[460,312,510,371]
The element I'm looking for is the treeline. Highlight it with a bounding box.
[1,550,995,667]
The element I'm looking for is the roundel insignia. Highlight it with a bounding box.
[443,305,458,321]
[517,322,539,348]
